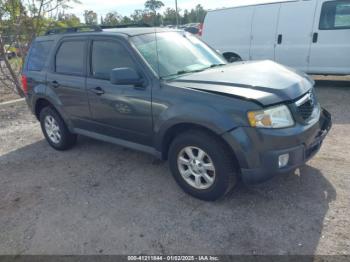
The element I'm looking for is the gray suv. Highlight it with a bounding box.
[22,26,332,201]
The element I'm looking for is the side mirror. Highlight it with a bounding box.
[110,68,144,86]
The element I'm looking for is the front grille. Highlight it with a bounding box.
[295,91,316,121]
[297,100,314,120]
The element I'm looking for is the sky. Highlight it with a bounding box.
[70,0,234,21]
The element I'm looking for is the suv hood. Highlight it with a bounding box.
[171,60,313,106]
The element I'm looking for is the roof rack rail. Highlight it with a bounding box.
[45,25,102,35]
[45,23,152,35]
[100,23,151,29]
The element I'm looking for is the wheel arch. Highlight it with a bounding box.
[158,122,240,169]
[33,97,73,132]
[222,52,242,62]
[34,98,52,120]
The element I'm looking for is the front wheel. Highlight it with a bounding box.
[168,130,238,201]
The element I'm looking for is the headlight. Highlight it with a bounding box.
[247,105,294,128]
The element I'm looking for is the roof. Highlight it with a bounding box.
[208,0,297,12]
[102,27,177,36]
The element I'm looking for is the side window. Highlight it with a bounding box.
[320,0,350,30]
[27,41,53,71]
[91,41,136,80]
[55,41,85,75]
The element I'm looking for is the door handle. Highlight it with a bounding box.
[277,34,283,45]
[51,81,60,88]
[312,32,318,43]
[89,86,105,95]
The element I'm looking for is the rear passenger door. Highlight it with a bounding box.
[308,0,350,74]
[47,37,90,128]
[86,38,153,145]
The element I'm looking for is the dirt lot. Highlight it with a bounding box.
[0,80,349,255]
[0,86,20,103]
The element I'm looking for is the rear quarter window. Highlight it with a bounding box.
[27,41,53,71]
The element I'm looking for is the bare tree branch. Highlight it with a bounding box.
[0,36,24,96]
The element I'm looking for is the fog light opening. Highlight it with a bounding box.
[279,153,289,168]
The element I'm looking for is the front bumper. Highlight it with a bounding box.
[223,108,332,184]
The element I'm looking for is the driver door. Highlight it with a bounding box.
[86,38,153,145]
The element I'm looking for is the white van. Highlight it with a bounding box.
[202,0,350,75]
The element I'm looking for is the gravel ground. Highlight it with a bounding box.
[0,86,20,103]
[0,80,349,255]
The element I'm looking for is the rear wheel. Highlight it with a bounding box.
[39,106,77,150]
[168,130,238,201]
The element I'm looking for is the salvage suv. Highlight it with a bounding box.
[22,26,332,201]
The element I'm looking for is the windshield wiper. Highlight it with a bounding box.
[209,63,226,68]
[162,68,207,79]
[172,65,226,76]
[177,68,207,75]
[161,64,226,80]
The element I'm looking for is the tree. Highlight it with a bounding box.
[103,12,123,25]
[144,0,164,13]
[102,11,122,26]
[121,16,132,24]
[144,0,164,25]
[84,10,97,25]
[187,4,206,23]
[130,9,154,24]
[57,13,81,27]
[130,9,144,23]
[193,4,206,23]
[182,9,189,24]
[0,0,78,97]
[163,8,177,25]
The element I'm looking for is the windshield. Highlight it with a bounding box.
[131,31,227,79]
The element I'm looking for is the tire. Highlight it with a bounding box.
[39,106,77,150]
[168,130,238,201]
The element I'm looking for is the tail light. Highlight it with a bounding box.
[198,23,203,37]
[21,75,28,95]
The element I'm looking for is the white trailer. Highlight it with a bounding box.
[202,0,350,75]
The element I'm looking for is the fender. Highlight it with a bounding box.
[28,83,46,114]
[32,86,74,132]
[153,102,239,152]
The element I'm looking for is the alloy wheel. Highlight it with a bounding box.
[44,115,61,144]
[177,146,216,190]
